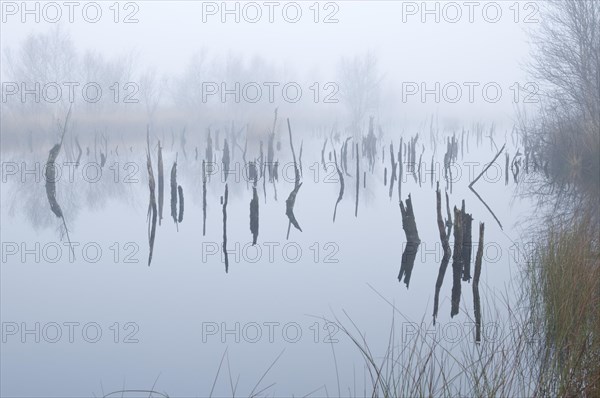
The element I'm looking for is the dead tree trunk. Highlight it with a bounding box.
[473,222,485,343]
[398,194,421,288]
[450,206,463,317]
[222,184,229,273]
[433,182,452,324]
[461,200,473,282]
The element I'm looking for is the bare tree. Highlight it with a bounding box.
[3,27,78,121]
[531,0,599,131]
[338,51,383,137]
[4,27,78,84]
[520,0,600,210]
[172,49,211,113]
[139,68,167,123]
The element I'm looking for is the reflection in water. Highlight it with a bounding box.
[417,144,424,187]
[202,160,207,236]
[222,184,229,273]
[511,149,522,183]
[363,117,377,172]
[384,167,387,186]
[398,194,421,288]
[445,190,453,237]
[429,154,435,189]
[398,138,403,200]
[388,143,397,200]
[505,152,510,186]
[222,139,230,182]
[177,185,184,223]
[250,181,259,245]
[44,106,75,257]
[267,110,277,181]
[320,138,327,172]
[180,127,187,160]
[285,119,302,239]
[433,183,451,325]
[332,147,344,223]
[6,117,534,286]
[170,156,179,230]
[342,137,351,177]
[407,134,418,184]
[157,141,164,225]
[74,135,82,167]
[450,206,463,317]
[298,140,303,177]
[3,114,544,367]
[468,143,506,230]
[461,200,473,282]
[205,129,213,165]
[146,128,158,266]
[473,222,485,343]
[354,143,359,217]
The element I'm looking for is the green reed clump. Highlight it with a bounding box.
[527,213,600,397]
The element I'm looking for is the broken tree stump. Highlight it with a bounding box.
[461,200,473,282]
[450,206,463,317]
[473,222,485,343]
[433,182,452,324]
[398,194,421,288]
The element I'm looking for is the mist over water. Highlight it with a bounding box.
[4,1,593,397]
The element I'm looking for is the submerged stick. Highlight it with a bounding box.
[398,194,421,288]
[389,142,397,200]
[505,152,509,186]
[170,155,179,231]
[268,130,275,181]
[202,160,207,236]
[298,140,303,177]
[321,138,328,172]
[74,135,82,167]
[146,126,158,266]
[430,155,434,189]
[450,206,463,317]
[343,137,351,177]
[469,143,505,188]
[177,185,184,223]
[398,139,403,203]
[469,185,503,230]
[222,139,230,182]
[285,119,302,237]
[333,147,344,222]
[433,183,452,324]
[285,183,303,237]
[461,200,473,282]
[45,105,74,258]
[206,129,213,174]
[250,185,259,245]
[157,141,164,225]
[417,146,424,187]
[473,222,485,343]
[445,190,453,237]
[222,184,229,273]
[355,143,359,217]
[287,119,299,184]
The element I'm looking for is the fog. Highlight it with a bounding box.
[2,1,539,139]
[5,2,583,397]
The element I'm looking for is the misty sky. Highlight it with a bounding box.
[2,1,541,126]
